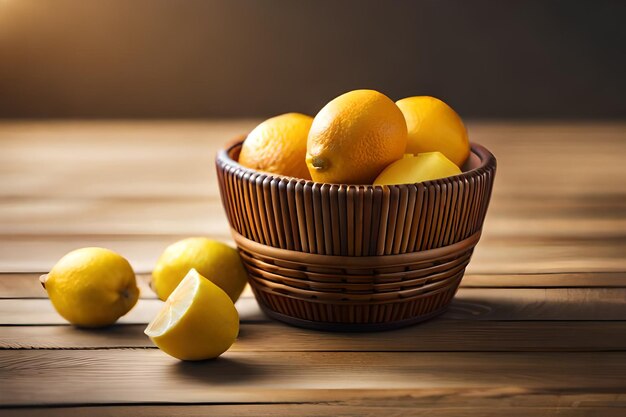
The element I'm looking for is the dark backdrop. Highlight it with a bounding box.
[1,0,624,119]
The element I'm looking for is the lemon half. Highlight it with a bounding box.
[145,268,239,361]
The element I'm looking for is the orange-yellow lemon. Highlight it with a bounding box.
[306,90,407,184]
[239,113,313,179]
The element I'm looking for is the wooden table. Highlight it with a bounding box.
[1,121,625,416]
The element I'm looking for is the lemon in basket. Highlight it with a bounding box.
[41,247,139,327]
[239,112,313,179]
[396,96,470,167]
[374,152,461,185]
[306,89,407,184]
[145,268,239,361]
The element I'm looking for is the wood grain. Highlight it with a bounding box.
[0,297,266,325]
[3,405,625,417]
[0,273,254,300]
[0,273,157,299]
[2,122,626,274]
[0,198,228,236]
[461,272,626,288]
[1,121,626,413]
[0,120,257,199]
[2,321,626,352]
[2,272,625,300]
[2,288,625,325]
[1,195,625,238]
[1,350,625,406]
[2,234,626,274]
[2,122,625,199]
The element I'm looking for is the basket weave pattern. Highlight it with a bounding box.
[216,141,496,330]
[217,143,495,256]
[251,277,461,328]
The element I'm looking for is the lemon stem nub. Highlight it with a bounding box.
[311,156,327,171]
[39,274,48,290]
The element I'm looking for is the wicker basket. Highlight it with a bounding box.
[216,140,496,331]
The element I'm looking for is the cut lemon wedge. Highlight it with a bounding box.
[145,268,239,361]
[374,152,462,185]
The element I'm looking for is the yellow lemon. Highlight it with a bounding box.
[374,152,462,185]
[41,247,139,327]
[145,269,239,361]
[306,89,407,184]
[396,96,470,167]
[152,238,248,302]
[239,112,313,179]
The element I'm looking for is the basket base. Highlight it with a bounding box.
[257,303,449,332]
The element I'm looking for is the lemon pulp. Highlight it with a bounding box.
[145,269,197,337]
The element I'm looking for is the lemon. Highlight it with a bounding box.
[152,238,248,302]
[239,113,313,179]
[374,152,462,185]
[41,247,139,327]
[396,96,470,167]
[145,269,239,361]
[306,89,407,184]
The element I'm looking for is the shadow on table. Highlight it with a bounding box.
[70,324,151,348]
[174,356,263,384]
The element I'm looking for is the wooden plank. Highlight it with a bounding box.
[2,196,624,274]
[1,234,625,274]
[2,321,626,352]
[0,273,157,299]
[0,120,257,200]
[484,216,626,240]
[0,197,228,236]
[3,404,625,417]
[462,272,626,288]
[3,272,626,300]
[2,194,625,238]
[0,274,50,298]
[488,194,626,219]
[468,122,626,198]
[0,297,266,325]
[2,122,625,200]
[1,288,625,325]
[0,273,253,299]
[446,287,626,320]
[1,350,625,406]
[470,236,626,274]
[2,123,626,275]
[0,235,233,273]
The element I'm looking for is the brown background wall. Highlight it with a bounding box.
[1,0,624,119]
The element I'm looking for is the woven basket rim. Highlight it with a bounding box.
[216,138,497,188]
